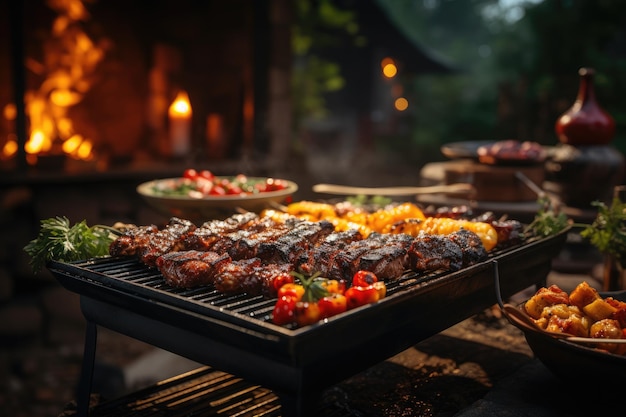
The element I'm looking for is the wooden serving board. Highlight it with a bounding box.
[442,160,545,202]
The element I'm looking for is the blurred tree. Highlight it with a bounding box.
[380,0,626,156]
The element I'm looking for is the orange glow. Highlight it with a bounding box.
[62,134,83,154]
[169,91,192,118]
[381,57,397,78]
[383,63,398,78]
[76,139,93,160]
[381,57,394,68]
[394,97,409,111]
[25,130,52,154]
[3,103,16,120]
[2,136,18,158]
[51,88,82,107]
[12,0,104,164]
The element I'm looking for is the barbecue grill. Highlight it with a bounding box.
[48,227,568,417]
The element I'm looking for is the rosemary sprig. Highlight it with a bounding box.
[23,216,121,273]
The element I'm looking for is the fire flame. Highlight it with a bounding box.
[3,0,104,164]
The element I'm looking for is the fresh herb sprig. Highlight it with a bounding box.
[524,195,570,238]
[577,197,626,265]
[24,216,121,273]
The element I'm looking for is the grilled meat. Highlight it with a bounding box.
[111,212,492,296]
[226,222,296,260]
[138,218,197,267]
[448,229,488,266]
[256,220,335,264]
[213,259,293,297]
[156,250,231,288]
[323,238,388,281]
[408,234,464,272]
[356,233,415,280]
[181,212,260,251]
[297,229,363,276]
[206,217,288,257]
[109,224,159,257]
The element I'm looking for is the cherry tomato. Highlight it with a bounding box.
[352,270,378,287]
[272,295,298,325]
[318,293,348,319]
[265,178,288,192]
[294,301,321,327]
[345,285,380,310]
[277,282,304,301]
[183,168,198,180]
[271,273,295,296]
[198,180,213,195]
[372,281,387,299]
[227,184,244,195]
[209,185,226,196]
[198,170,214,181]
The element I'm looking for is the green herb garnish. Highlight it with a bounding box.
[525,195,570,237]
[578,197,626,265]
[24,216,121,273]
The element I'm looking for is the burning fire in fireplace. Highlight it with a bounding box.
[3,0,108,166]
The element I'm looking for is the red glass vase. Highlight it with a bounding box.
[555,67,615,145]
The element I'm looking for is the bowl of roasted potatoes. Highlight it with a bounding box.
[501,281,626,386]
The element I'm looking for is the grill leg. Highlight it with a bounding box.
[76,321,98,417]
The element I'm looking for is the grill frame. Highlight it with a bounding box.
[48,227,569,417]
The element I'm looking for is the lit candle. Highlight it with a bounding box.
[168,90,192,157]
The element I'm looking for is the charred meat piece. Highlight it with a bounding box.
[448,229,488,267]
[227,222,296,260]
[256,220,335,265]
[297,229,363,275]
[356,233,415,280]
[181,212,260,251]
[208,217,287,256]
[156,250,231,288]
[408,234,463,272]
[324,238,387,281]
[139,218,197,267]
[213,259,293,297]
[109,224,159,257]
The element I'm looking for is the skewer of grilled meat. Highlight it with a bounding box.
[138,217,197,267]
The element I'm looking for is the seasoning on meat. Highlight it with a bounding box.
[138,217,197,267]
[156,250,231,288]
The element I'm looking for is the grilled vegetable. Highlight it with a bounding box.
[367,202,426,233]
[352,270,378,287]
[383,217,498,251]
[271,270,386,327]
[272,295,299,325]
[317,293,348,319]
[345,285,381,309]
